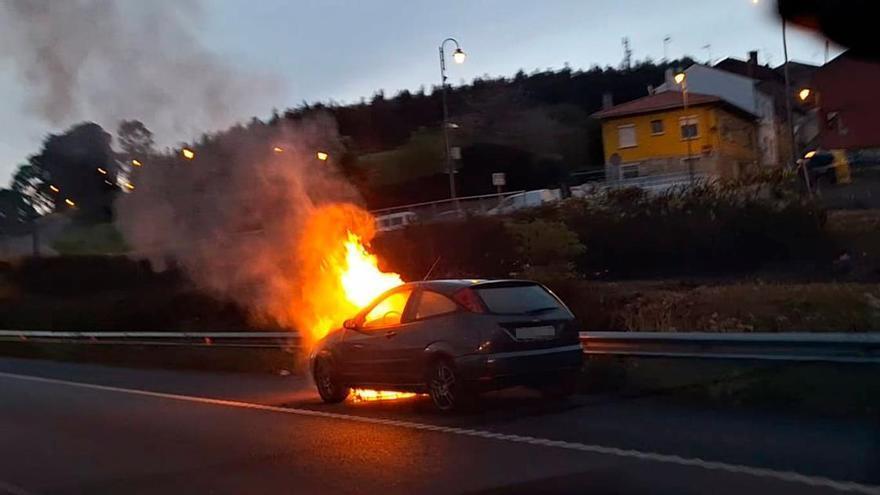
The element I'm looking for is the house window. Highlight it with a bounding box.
[680,116,699,140]
[650,119,664,135]
[621,164,640,179]
[617,124,637,148]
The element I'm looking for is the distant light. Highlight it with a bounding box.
[452,48,466,64]
[64,198,75,207]
[752,0,759,4]
[799,88,811,101]
[97,167,107,175]
[104,180,113,185]
[804,150,817,159]
[674,72,686,85]
[316,151,329,161]
[182,148,195,160]
[49,185,60,193]
[446,122,460,129]
[131,159,142,167]
[273,146,284,153]
[124,182,135,190]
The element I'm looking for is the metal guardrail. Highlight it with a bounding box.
[2,330,879,363]
[0,330,300,349]
[580,332,880,364]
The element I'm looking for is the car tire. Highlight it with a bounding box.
[539,373,578,400]
[426,359,471,412]
[313,357,350,404]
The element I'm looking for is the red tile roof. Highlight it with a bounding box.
[593,91,723,119]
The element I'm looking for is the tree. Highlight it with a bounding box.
[116,120,155,162]
[11,163,52,213]
[27,122,118,221]
[0,188,37,235]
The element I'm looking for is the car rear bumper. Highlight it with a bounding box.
[455,343,584,390]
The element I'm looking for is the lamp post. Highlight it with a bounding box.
[675,72,695,184]
[439,37,466,206]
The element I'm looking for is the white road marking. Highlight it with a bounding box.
[1,371,878,494]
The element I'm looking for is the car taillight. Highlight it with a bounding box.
[453,287,486,313]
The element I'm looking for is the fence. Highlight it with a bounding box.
[3,330,878,364]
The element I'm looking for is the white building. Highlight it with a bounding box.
[657,64,778,167]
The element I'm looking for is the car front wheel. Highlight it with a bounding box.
[313,357,350,404]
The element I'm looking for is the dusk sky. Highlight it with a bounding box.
[0,0,839,183]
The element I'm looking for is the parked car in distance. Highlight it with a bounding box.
[310,279,584,411]
[375,211,418,232]
[487,189,561,215]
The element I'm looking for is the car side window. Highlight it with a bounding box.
[415,291,458,320]
[362,290,412,328]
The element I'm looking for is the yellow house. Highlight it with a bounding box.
[593,91,759,179]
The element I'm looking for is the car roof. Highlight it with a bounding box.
[398,279,540,296]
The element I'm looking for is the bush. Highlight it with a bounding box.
[372,215,519,279]
[506,219,584,280]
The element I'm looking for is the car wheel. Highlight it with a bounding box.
[427,359,469,412]
[539,373,578,400]
[313,357,350,404]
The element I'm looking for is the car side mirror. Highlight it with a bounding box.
[343,319,358,330]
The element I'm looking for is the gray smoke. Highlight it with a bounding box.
[115,113,370,338]
[0,0,281,142]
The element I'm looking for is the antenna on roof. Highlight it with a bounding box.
[663,36,671,62]
[702,44,713,65]
[621,37,632,70]
[423,256,442,281]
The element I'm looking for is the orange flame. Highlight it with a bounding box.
[350,389,419,402]
[295,204,403,346]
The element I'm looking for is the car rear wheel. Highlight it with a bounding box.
[427,359,469,412]
[313,357,350,404]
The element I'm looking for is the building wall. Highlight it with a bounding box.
[601,105,716,164]
[814,54,880,150]
[601,105,758,179]
[658,65,779,166]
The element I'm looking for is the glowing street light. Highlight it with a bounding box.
[273,146,284,154]
[181,148,196,160]
[452,48,467,64]
[799,88,812,101]
[124,182,135,191]
[64,198,76,207]
[49,185,60,193]
[674,72,686,85]
[131,159,142,167]
[804,150,817,159]
[316,151,329,162]
[97,167,107,175]
[440,37,467,204]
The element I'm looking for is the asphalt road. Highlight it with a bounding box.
[1,357,878,495]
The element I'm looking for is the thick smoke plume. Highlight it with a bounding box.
[0,0,280,142]
[115,114,375,341]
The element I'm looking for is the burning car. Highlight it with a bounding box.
[310,279,584,411]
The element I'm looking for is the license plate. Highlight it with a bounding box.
[515,325,555,340]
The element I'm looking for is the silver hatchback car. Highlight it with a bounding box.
[310,279,584,411]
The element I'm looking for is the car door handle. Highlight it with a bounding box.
[384,331,397,339]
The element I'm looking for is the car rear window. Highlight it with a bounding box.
[474,284,565,315]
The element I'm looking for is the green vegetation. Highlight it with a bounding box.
[51,222,129,255]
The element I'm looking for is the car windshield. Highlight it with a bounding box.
[475,284,565,315]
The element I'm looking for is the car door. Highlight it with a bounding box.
[372,289,462,385]
[337,289,413,385]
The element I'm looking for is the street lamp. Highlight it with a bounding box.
[440,37,466,205]
[675,72,695,184]
[316,151,329,162]
[799,88,812,102]
[181,148,195,160]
